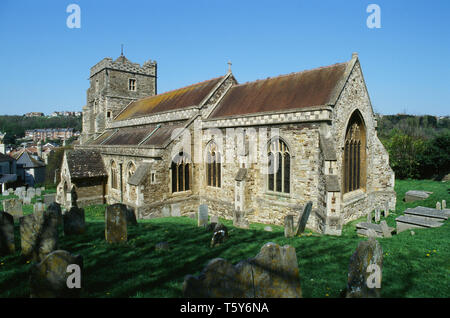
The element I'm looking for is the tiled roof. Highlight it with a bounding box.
[209,62,348,118]
[114,76,224,121]
[66,149,106,179]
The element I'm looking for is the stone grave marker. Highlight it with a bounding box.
[63,207,86,236]
[404,190,431,202]
[346,237,383,298]
[43,193,56,206]
[0,212,15,255]
[23,196,32,205]
[210,223,229,247]
[162,206,170,217]
[2,191,9,196]
[210,215,219,224]
[233,209,249,229]
[284,215,295,238]
[2,198,23,222]
[20,211,58,262]
[125,206,138,226]
[171,203,181,217]
[33,202,45,214]
[295,201,313,235]
[436,201,441,210]
[442,200,446,210]
[105,203,127,243]
[379,221,392,238]
[183,242,302,298]
[30,250,83,298]
[198,204,209,227]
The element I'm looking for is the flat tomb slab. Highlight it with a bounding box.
[404,207,448,221]
[396,215,443,233]
[356,222,395,236]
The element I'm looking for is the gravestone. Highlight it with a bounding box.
[27,188,36,198]
[183,242,302,298]
[379,221,392,238]
[0,212,15,255]
[63,207,86,236]
[105,204,127,243]
[284,215,295,238]
[162,206,170,217]
[188,212,197,219]
[8,188,13,194]
[36,188,42,197]
[30,250,83,298]
[33,202,45,214]
[171,203,181,217]
[198,204,209,227]
[442,200,446,210]
[233,209,249,229]
[125,206,138,226]
[23,197,32,205]
[295,201,313,235]
[210,215,219,224]
[404,190,430,202]
[47,202,63,226]
[384,202,390,217]
[374,208,381,223]
[367,210,372,223]
[436,202,441,210]
[20,211,58,262]
[44,193,56,205]
[2,191,9,196]
[210,223,229,247]
[2,198,23,222]
[346,237,383,298]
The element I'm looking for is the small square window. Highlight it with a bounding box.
[106,111,111,118]
[128,78,136,91]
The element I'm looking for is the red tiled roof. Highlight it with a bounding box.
[209,62,348,118]
[115,76,224,121]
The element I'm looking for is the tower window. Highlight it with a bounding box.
[128,78,136,91]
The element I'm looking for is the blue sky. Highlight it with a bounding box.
[0,0,449,116]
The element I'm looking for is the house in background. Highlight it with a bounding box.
[13,149,46,187]
[0,142,17,192]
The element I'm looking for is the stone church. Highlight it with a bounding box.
[56,52,396,235]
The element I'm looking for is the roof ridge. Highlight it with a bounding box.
[138,75,225,102]
[233,62,348,88]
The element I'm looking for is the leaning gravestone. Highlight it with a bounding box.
[63,207,86,236]
[346,237,383,298]
[0,212,15,255]
[2,198,23,222]
[284,215,295,238]
[198,204,209,227]
[105,203,127,243]
[20,211,58,262]
[404,190,430,202]
[183,242,302,298]
[30,250,83,298]
[295,201,313,235]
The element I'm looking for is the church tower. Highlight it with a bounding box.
[80,53,157,144]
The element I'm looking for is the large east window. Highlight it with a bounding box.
[171,152,190,192]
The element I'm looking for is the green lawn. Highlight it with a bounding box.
[0,179,449,298]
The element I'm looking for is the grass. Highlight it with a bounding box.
[0,179,449,298]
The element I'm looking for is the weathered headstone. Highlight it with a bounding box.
[374,208,381,223]
[198,204,209,227]
[210,215,219,224]
[183,242,302,298]
[171,203,181,217]
[442,200,446,210]
[105,203,127,243]
[63,207,86,236]
[36,188,42,197]
[30,250,83,298]
[346,237,383,298]
[43,193,56,206]
[47,202,63,226]
[0,212,15,255]
[284,215,295,238]
[162,206,170,217]
[2,198,23,222]
[23,197,31,205]
[233,209,249,229]
[27,188,36,198]
[210,223,228,247]
[379,221,392,238]
[436,201,441,210]
[295,201,313,235]
[2,191,9,196]
[33,202,45,214]
[404,190,430,202]
[20,211,58,262]
[125,206,138,226]
[7,188,13,194]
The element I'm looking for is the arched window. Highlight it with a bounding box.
[206,141,221,188]
[171,152,190,193]
[111,161,118,189]
[343,111,366,193]
[267,138,290,194]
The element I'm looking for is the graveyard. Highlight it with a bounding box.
[0,179,449,298]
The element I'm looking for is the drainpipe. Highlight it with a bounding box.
[119,163,123,203]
